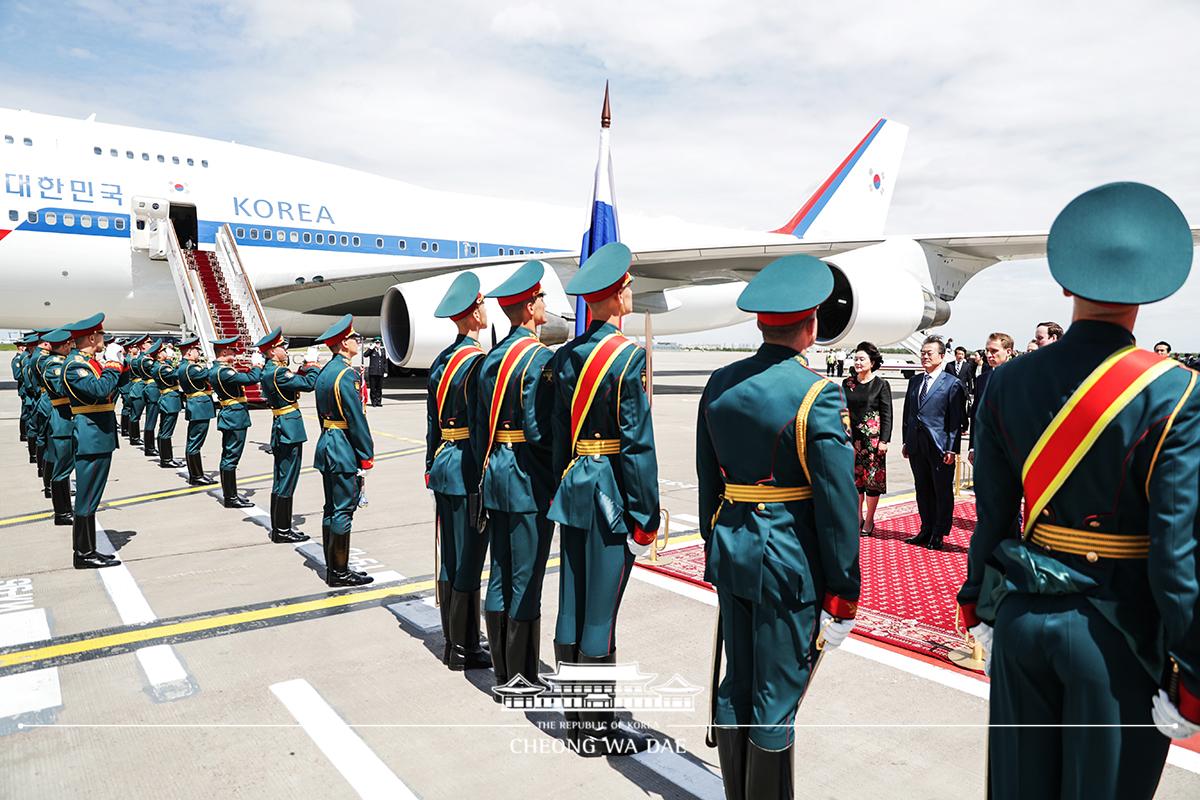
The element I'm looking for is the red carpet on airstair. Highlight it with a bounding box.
[637,499,977,666]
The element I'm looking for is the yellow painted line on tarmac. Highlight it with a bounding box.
[0,445,423,528]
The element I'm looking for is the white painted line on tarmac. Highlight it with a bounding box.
[94,523,197,702]
[0,607,62,734]
[270,678,418,799]
[294,541,404,585]
[632,745,725,800]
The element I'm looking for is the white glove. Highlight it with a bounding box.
[250,351,266,368]
[356,468,368,479]
[626,537,652,557]
[102,343,124,363]
[819,611,855,649]
[969,622,994,675]
[163,345,176,360]
[304,346,320,364]
[1151,690,1200,739]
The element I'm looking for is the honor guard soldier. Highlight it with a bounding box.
[256,327,320,543]
[124,335,149,445]
[41,328,76,525]
[137,339,162,456]
[177,336,217,485]
[313,315,375,587]
[474,261,556,689]
[427,274,492,668]
[958,183,1200,799]
[208,336,263,508]
[62,313,127,569]
[24,330,52,487]
[548,242,660,755]
[697,255,860,798]
[12,340,28,442]
[152,342,186,469]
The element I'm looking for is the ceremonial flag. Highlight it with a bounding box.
[576,82,620,336]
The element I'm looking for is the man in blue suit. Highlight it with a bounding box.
[902,335,966,550]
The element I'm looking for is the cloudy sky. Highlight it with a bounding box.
[3,1,1198,348]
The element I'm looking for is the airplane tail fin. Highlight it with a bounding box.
[772,118,908,240]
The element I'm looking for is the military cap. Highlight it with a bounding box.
[65,312,106,337]
[488,260,545,307]
[143,338,162,356]
[314,314,359,346]
[210,335,240,348]
[566,242,633,301]
[255,326,285,351]
[178,335,200,349]
[43,329,73,345]
[737,254,834,326]
[434,272,482,320]
[127,334,150,348]
[103,333,115,344]
[1048,182,1193,305]
[20,332,41,345]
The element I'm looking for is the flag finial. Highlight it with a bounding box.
[601,81,611,129]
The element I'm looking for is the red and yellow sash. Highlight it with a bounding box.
[1021,346,1176,533]
[485,337,543,449]
[435,344,484,421]
[569,333,637,445]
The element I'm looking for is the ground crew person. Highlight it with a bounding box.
[40,328,76,526]
[958,183,1200,800]
[313,314,374,587]
[177,336,217,485]
[137,339,162,457]
[62,313,126,569]
[207,336,262,508]
[426,274,492,668]
[697,255,861,798]
[548,242,660,755]
[124,335,148,445]
[255,327,320,543]
[152,342,185,469]
[474,261,556,690]
[12,341,28,442]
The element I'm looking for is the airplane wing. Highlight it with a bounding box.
[916,227,1200,262]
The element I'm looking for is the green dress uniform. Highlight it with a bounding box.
[697,255,861,798]
[12,348,28,442]
[207,338,261,508]
[177,339,217,486]
[137,342,162,456]
[957,183,1200,800]
[474,261,557,688]
[427,275,492,668]
[117,341,132,438]
[40,330,76,525]
[61,313,125,569]
[152,353,186,468]
[255,326,320,543]
[547,244,660,754]
[313,315,375,587]
[22,336,48,472]
[125,335,149,445]
[27,342,53,492]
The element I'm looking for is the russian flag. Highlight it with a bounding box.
[576,83,620,336]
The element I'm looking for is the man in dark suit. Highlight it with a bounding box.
[945,346,976,391]
[902,335,966,549]
[364,339,387,407]
[968,332,1014,464]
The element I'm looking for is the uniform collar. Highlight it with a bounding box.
[332,353,349,365]
[586,320,620,338]
[453,333,479,348]
[755,342,802,363]
[1062,319,1136,348]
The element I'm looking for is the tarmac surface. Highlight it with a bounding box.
[1,349,1197,799]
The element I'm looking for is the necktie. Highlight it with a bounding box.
[919,373,933,404]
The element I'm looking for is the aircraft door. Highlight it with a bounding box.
[169,204,199,249]
[458,240,480,259]
[131,196,171,259]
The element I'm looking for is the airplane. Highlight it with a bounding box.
[3,106,1192,369]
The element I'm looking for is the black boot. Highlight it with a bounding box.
[270,495,309,543]
[325,530,372,587]
[158,439,184,468]
[485,610,509,696]
[73,515,119,569]
[447,589,492,670]
[576,652,649,755]
[143,430,158,457]
[120,416,129,437]
[28,437,37,464]
[19,417,26,442]
[35,444,43,474]
[41,454,52,498]
[554,641,582,751]
[186,452,217,485]
[129,425,142,446]
[745,742,794,800]
[221,470,254,508]
[715,727,750,800]
[437,581,452,665]
[505,616,542,687]
[88,516,118,562]
[51,479,74,526]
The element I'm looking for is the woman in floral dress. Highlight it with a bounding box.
[842,341,893,534]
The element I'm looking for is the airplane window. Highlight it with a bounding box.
[94,147,102,155]
[469,245,476,255]
[250,229,259,240]
[340,235,348,246]
[126,151,134,159]
[142,153,149,161]
[235,227,245,238]
[289,231,298,243]
[315,233,324,244]
[7,210,16,222]
[432,242,440,253]
[136,219,145,230]
[201,160,208,168]
[115,218,126,230]
[63,213,75,226]
[110,148,117,157]
[398,239,406,250]
[172,156,180,165]
[27,211,38,223]
[23,137,32,146]
[518,249,525,254]
[45,212,57,225]
[302,232,311,243]
[157,155,165,163]
[187,158,194,166]
[276,230,285,242]
[376,238,383,249]
[420,241,428,252]
[98,216,109,229]
[81,215,92,228]
[351,236,360,247]
[3,135,12,144]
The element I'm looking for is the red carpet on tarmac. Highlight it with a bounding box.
[638,499,978,667]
